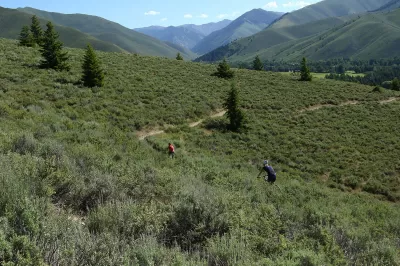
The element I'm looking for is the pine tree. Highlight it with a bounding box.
[176,53,184,60]
[19,26,35,47]
[253,55,263,71]
[224,83,245,131]
[300,57,312,81]
[40,22,70,71]
[392,78,400,91]
[82,44,105,88]
[214,58,234,79]
[30,15,43,45]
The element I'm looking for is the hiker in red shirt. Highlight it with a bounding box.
[168,143,175,158]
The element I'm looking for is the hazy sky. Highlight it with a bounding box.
[1,0,320,28]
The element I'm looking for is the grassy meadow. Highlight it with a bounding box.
[0,38,400,265]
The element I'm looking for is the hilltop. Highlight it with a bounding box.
[0,7,124,52]
[269,0,392,28]
[16,7,194,59]
[0,38,399,264]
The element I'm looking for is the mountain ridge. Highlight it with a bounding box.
[192,9,283,55]
[134,20,232,50]
[17,7,194,59]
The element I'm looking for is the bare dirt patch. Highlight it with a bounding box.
[137,110,226,139]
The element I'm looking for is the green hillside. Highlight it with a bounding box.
[0,38,399,264]
[18,7,193,59]
[0,7,124,53]
[251,9,400,62]
[270,0,392,28]
[195,15,354,62]
[192,9,283,55]
[197,8,400,63]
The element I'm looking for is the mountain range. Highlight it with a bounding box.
[0,0,399,63]
[196,0,399,63]
[192,9,283,55]
[134,20,231,49]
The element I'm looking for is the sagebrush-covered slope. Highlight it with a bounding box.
[0,38,399,265]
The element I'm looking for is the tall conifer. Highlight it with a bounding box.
[82,44,105,87]
[40,22,70,71]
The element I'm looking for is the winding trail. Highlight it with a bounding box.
[137,110,226,140]
[299,97,400,113]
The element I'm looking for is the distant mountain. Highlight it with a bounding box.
[181,20,232,36]
[263,9,400,61]
[135,26,204,50]
[372,0,400,11]
[134,20,231,50]
[17,7,194,59]
[192,9,283,55]
[270,0,393,29]
[164,42,198,59]
[0,7,124,52]
[196,0,398,63]
[196,8,400,63]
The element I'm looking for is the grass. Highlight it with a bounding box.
[0,38,399,264]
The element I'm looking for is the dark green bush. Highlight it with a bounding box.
[163,195,229,251]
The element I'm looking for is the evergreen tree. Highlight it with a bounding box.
[253,55,263,71]
[19,26,35,47]
[176,53,184,60]
[214,58,234,79]
[82,44,105,88]
[40,22,70,71]
[392,78,400,91]
[224,83,245,131]
[30,15,43,45]
[300,57,312,81]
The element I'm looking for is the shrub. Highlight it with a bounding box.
[163,195,229,251]
[213,59,234,79]
[12,134,37,155]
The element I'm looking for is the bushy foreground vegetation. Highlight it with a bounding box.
[0,38,400,265]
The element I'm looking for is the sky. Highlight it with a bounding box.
[1,0,320,28]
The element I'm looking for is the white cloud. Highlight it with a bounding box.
[263,1,278,9]
[217,14,229,19]
[161,18,168,22]
[184,14,193,18]
[144,10,160,16]
[198,14,209,18]
[283,1,311,8]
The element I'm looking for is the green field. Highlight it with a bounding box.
[0,38,399,265]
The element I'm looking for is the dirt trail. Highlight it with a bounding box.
[300,100,359,113]
[137,110,226,140]
[379,97,400,104]
[299,97,400,113]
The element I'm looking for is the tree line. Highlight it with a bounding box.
[19,15,104,88]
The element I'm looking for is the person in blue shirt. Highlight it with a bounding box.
[257,160,276,183]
